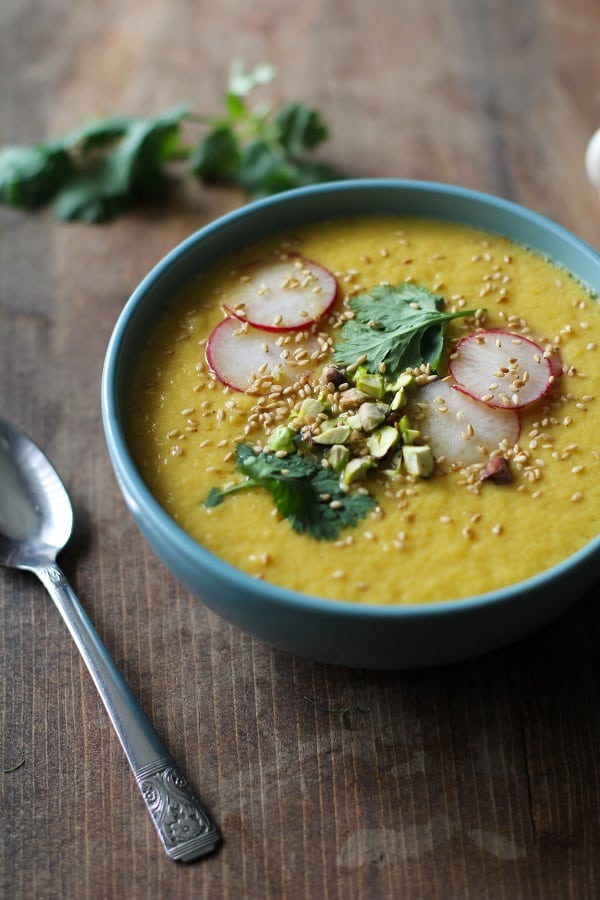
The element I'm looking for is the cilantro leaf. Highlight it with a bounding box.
[189,62,339,198]
[53,106,189,223]
[204,443,375,540]
[0,63,337,222]
[234,140,338,198]
[333,283,479,378]
[0,143,74,208]
[189,126,241,183]
[273,103,330,155]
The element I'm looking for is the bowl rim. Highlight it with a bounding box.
[101,177,600,620]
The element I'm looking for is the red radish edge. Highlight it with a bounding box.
[449,329,554,410]
[206,315,323,393]
[223,255,338,333]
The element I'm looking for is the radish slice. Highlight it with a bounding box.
[223,256,337,332]
[449,329,553,409]
[206,316,327,393]
[412,379,521,467]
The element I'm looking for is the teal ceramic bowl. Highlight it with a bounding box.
[101,179,600,669]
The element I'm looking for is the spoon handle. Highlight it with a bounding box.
[35,562,220,862]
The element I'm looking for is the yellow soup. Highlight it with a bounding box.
[127,217,600,605]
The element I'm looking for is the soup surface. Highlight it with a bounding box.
[127,217,600,604]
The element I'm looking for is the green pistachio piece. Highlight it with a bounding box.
[366,425,399,459]
[267,425,296,453]
[358,401,389,432]
[298,397,325,423]
[385,372,414,392]
[355,372,385,399]
[402,444,435,478]
[399,414,421,445]
[338,387,371,411]
[326,444,350,471]
[313,424,352,445]
[342,456,374,485]
[390,386,407,411]
[345,413,363,430]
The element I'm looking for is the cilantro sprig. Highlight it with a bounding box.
[333,283,480,378]
[0,63,338,223]
[189,61,337,197]
[205,443,375,540]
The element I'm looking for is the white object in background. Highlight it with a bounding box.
[585,128,600,189]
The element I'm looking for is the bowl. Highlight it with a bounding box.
[101,179,600,669]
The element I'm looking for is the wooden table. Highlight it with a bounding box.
[1,0,599,897]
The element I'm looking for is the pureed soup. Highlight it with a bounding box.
[127,217,600,605]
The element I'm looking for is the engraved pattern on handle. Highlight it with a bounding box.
[136,759,220,862]
[39,564,67,586]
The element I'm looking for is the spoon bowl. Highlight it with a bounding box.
[0,417,72,568]
[0,414,219,861]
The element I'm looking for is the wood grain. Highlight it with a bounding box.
[1,0,599,897]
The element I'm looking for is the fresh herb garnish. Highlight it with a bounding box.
[0,62,337,223]
[333,283,479,379]
[190,61,338,197]
[204,443,375,540]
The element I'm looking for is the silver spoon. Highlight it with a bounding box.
[0,415,219,862]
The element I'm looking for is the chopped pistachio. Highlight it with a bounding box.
[355,371,385,398]
[402,444,435,478]
[366,425,400,458]
[313,423,352,445]
[342,456,374,485]
[326,444,350,471]
[321,365,347,388]
[267,425,296,453]
[390,386,407,411]
[298,397,325,423]
[399,415,421,445]
[338,387,371,411]
[345,413,363,430]
[358,401,389,432]
[386,372,414,392]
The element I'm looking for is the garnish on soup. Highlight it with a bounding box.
[204,266,558,538]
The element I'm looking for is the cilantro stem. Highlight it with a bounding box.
[204,479,256,508]
[0,62,337,223]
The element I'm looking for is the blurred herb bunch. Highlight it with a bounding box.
[0,62,338,224]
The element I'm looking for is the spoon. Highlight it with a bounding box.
[0,415,219,862]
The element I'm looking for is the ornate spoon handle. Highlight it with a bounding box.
[36,563,220,862]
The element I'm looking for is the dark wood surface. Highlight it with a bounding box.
[1,1,599,897]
